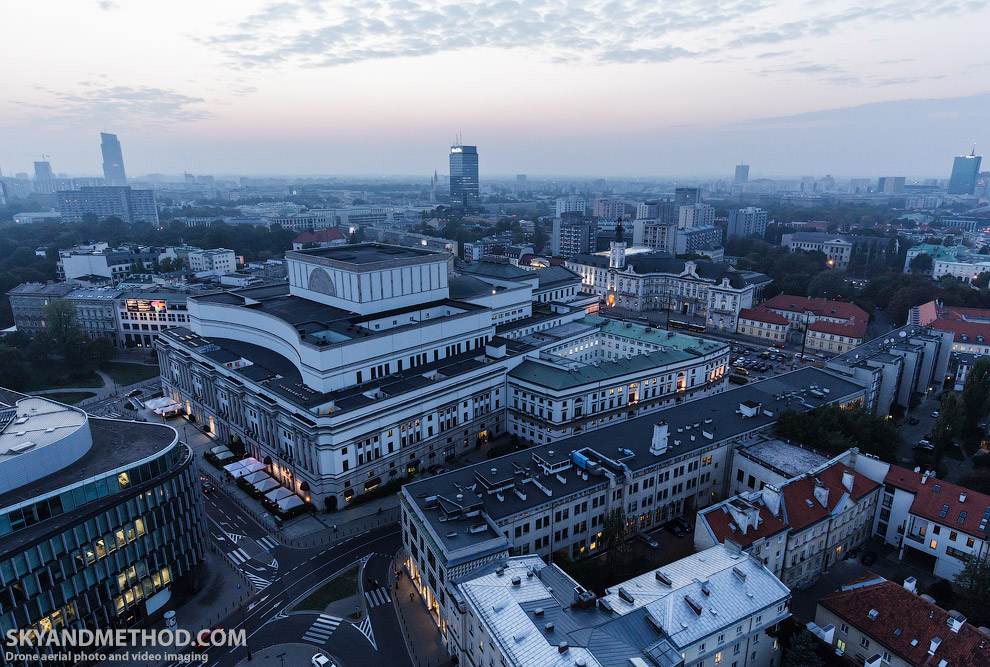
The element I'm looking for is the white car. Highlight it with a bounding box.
[312,653,336,667]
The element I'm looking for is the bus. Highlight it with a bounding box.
[668,319,707,334]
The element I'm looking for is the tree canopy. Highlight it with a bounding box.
[774,404,902,461]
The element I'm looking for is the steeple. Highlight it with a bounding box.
[609,216,627,270]
[614,216,624,243]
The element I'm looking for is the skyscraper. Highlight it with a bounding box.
[948,148,982,195]
[100,132,128,186]
[734,164,749,184]
[727,207,769,239]
[33,161,53,181]
[449,142,479,212]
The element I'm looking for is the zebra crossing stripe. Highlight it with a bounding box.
[258,536,278,550]
[228,548,249,564]
[246,573,270,592]
[226,532,244,544]
[365,588,389,608]
[356,615,377,649]
[302,615,341,643]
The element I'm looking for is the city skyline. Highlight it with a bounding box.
[0,1,988,178]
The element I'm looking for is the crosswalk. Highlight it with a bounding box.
[245,573,270,592]
[302,614,342,644]
[225,531,245,544]
[228,548,250,565]
[258,536,278,550]
[365,587,390,608]
[357,614,377,649]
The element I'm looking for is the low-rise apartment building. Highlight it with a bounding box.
[452,546,791,667]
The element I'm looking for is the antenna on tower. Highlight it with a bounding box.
[972,144,977,156]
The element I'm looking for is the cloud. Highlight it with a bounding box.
[97,1,120,10]
[19,84,213,128]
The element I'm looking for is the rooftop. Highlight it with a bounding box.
[884,465,990,539]
[763,295,868,322]
[404,368,866,557]
[737,437,830,480]
[819,576,990,667]
[286,242,443,267]
[779,462,880,531]
[738,307,789,326]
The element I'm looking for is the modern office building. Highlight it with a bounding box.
[116,289,195,348]
[877,177,906,195]
[400,367,865,653]
[735,164,750,184]
[450,143,480,212]
[33,161,54,182]
[56,186,158,225]
[948,149,982,195]
[566,250,770,334]
[451,546,790,667]
[674,188,701,209]
[726,208,768,239]
[674,225,723,256]
[0,390,204,660]
[100,132,128,186]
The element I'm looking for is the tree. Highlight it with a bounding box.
[909,252,933,274]
[974,272,990,289]
[86,337,118,368]
[955,552,990,627]
[0,344,29,391]
[806,270,847,300]
[785,629,824,667]
[961,359,990,433]
[600,508,629,569]
[931,392,964,463]
[43,300,84,361]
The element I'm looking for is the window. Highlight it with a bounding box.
[860,637,870,649]
[714,652,722,664]
[882,651,892,663]
[930,539,938,550]
[839,623,849,634]
[836,639,846,653]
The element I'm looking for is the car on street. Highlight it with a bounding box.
[671,516,693,534]
[312,653,336,667]
[908,417,920,425]
[428,464,447,475]
[201,481,215,495]
[860,550,877,566]
[932,411,940,418]
[665,521,685,538]
[126,389,142,398]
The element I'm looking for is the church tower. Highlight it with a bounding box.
[609,217,626,269]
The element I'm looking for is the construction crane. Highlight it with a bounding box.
[22,153,51,162]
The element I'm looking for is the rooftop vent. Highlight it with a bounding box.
[868,609,879,620]
[618,587,635,604]
[558,642,569,654]
[732,567,747,582]
[685,595,703,616]
[511,576,521,586]
[533,607,544,617]
[544,622,554,633]
[655,570,672,586]
[929,637,941,655]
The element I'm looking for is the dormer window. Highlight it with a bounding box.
[961,335,969,341]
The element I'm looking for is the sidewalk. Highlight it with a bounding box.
[393,552,453,667]
[108,547,255,667]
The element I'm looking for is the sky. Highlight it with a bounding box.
[1,0,988,180]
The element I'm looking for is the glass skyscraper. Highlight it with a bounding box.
[948,149,981,195]
[449,144,479,212]
[100,133,128,186]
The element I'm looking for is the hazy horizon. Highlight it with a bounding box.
[2,1,988,180]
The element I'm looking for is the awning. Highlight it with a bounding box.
[253,478,281,494]
[223,460,248,474]
[215,451,236,462]
[364,477,382,491]
[265,487,293,503]
[240,461,266,475]
[229,466,251,479]
[277,495,304,512]
[241,471,270,485]
[210,445,231,455]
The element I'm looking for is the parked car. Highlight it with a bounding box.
[908,417,920,425]
[932,411,940,418]
[428,465,447,475]
[672,516,694,533]
[637,533,659,549]
[312,653,336,667]
[665,522,685,538]
[860,550,877,565]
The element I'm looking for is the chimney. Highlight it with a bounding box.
[813,481,829,508]
[762,485,782,517]
[948,611,966,633]
[929,637,942,655]
[903,577,917,593]
[650,421,669,456]
[842,470,855,493]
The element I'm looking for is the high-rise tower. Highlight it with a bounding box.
[449,139,479,212]
[100,132,127,186]
[948,147,982,195]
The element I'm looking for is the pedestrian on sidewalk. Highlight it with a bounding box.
[410,592,414,602]
[333,524,338,533]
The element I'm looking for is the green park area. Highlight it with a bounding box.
[42,392,98,405]
[102,362,160,387]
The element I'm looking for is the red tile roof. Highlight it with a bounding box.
[739,307,790,326]
[700,497,789,548]
[819,577,990,667]
[781,463,880,531]
[884,465,990,539]
[763,295,868,323]
[807,318,867,340]
[911,300,990,343]
[293,228,345,244]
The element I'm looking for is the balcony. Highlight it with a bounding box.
[904,532,924,544]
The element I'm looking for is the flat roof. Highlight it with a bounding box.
[286,242,444,266]
[738,437,829,479]
[0,397,86,457]
[405,367,866,553]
